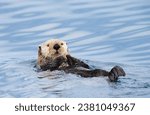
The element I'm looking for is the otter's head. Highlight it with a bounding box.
[38,39,69,66]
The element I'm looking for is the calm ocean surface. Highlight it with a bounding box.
[0,0,150,98]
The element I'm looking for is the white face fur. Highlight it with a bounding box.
[39,39,69,59]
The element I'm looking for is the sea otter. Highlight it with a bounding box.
[37,39,126,82]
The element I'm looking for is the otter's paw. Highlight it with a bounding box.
[66,55,74,66]
[55,56,66,65]
[108,66,126,82]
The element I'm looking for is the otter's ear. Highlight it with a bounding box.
[38,46,42,55]
[39,46,41,50]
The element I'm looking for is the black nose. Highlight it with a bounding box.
[53,44,60,50]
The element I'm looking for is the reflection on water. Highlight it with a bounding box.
[0,0,150,97]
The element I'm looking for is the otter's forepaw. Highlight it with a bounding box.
[66,55,75,66]
[108,66,126,82]
[55,56,66,65]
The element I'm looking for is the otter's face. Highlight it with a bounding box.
[39,39,69,59]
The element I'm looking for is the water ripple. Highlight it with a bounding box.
[0,0,150,97]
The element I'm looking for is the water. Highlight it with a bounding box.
[0,0,150,98]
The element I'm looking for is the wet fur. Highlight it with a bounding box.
[37,39,126,82]
[38,54,126,82]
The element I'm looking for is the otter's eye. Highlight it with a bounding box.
[47,44,49,47]
[61,43,63,45]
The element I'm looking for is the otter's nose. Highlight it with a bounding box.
[53,44,60,50]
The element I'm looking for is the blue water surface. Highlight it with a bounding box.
[0,0,150,97]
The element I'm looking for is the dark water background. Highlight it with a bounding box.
[0,0,150,97]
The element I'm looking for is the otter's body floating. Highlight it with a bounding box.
[37,39,125,82]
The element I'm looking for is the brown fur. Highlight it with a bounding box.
[37,39,126,82]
